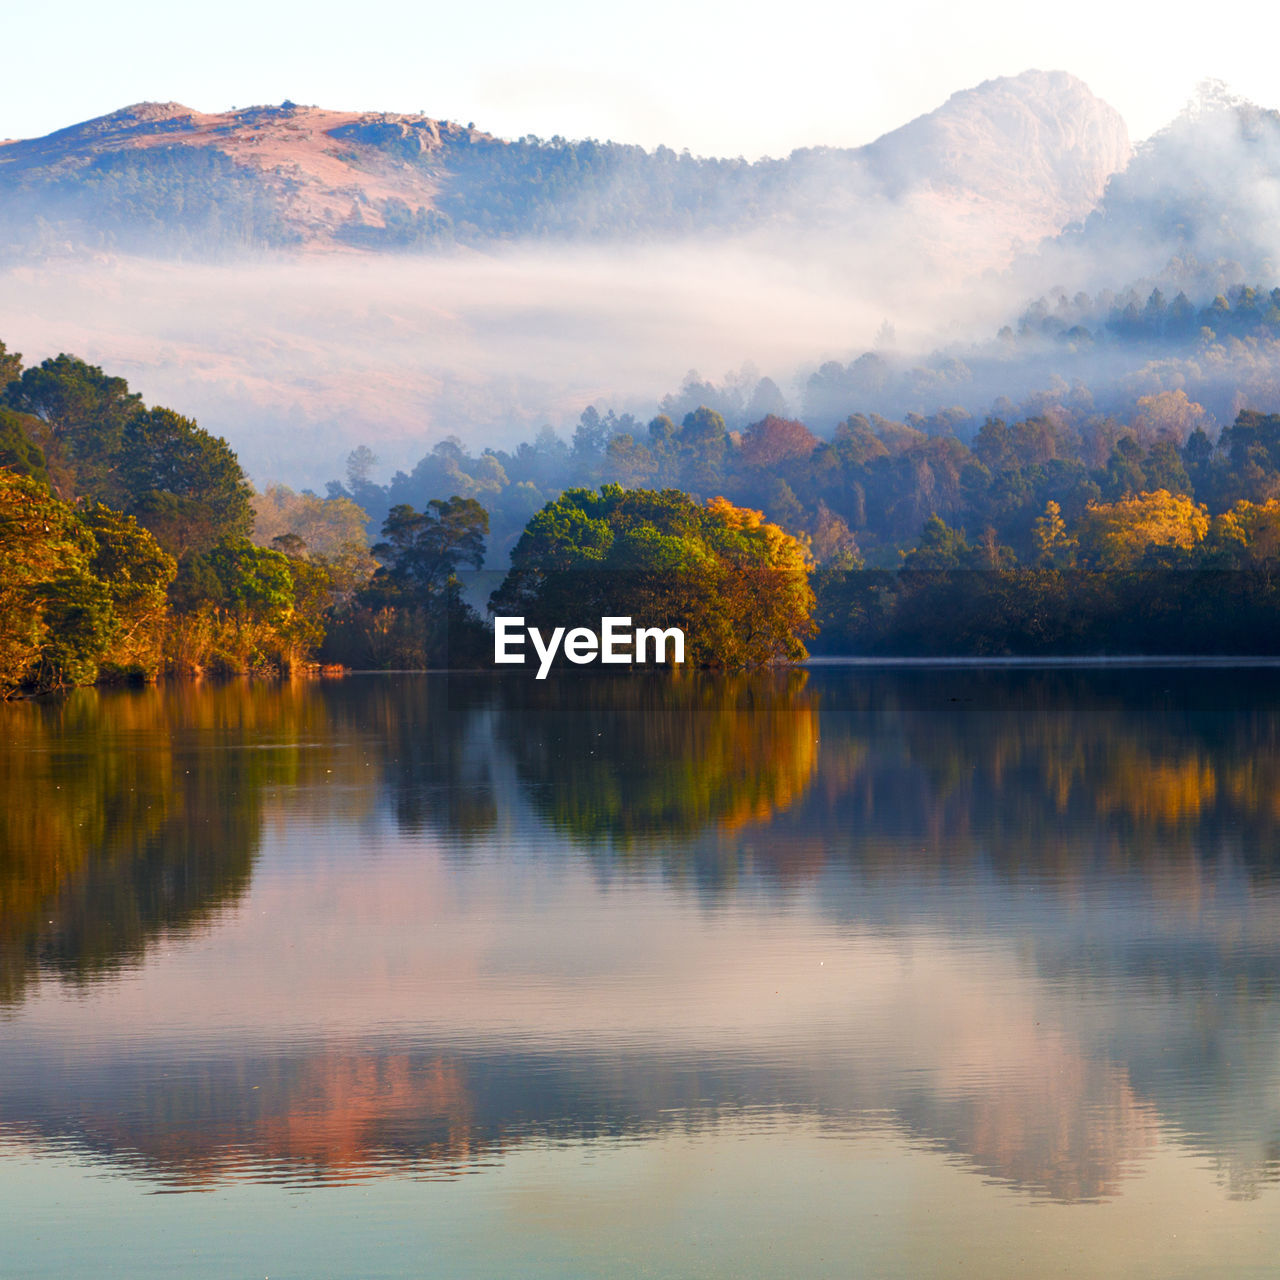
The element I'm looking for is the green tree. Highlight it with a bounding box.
[2,355,142,500]
[343,497,491,667]
[0,340,21,388]
[368,497,489,602]
[205,539,296,623]
[1101,436,1147,500]
[79,504,177,677]
[118,407,254,554]
[0,408,48,485]
[900,515,973,571]
[677,406,729,493]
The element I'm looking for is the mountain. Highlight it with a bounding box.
[856,70,1131,251]
[0,72,1135,483]
[0,71,1129,266]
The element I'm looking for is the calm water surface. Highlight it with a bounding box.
[3,668,1280,1278]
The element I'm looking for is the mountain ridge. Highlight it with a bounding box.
[0,71,1130,264]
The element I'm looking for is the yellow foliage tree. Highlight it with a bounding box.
[1204,499,1280,566]
[1033,499,1076,567]
[1075,489,1209,569]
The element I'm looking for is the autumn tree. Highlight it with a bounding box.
[0,472,112,692]
[491,485,815,668]
[738,415,819,468]
[251,483,376,602]
[1075,490,1210,569]
[1032,500,1076,567]
[1202,499,1280,568]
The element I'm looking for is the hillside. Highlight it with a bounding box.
[0,71,1129,265]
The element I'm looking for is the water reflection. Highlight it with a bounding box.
[2,669,1280,1210]
[0,682,300,1005]
[496,672,818,845]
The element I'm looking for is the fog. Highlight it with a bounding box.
[0,231,1011,487]
[4,90,1280,489]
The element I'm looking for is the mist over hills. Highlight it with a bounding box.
[3,72,1280,484]
[0,71,1127,263]
[1015,83,1280,294]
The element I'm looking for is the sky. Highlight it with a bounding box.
[1,0,1276,157]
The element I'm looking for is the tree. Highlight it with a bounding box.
[0,340,22,389]
[1133,389,1208,445]
[2,354,142,500]
[604,433,656,488]
[348,496,491,667]
[572,405,610,459]
[1101,435,1147,499]
[677,406,728,493]
[205,539,297,623]
[738,415,819,468]
[117,407,254,554]
[167,538,313,674]
[0,471,111,693]
[809,502,860,564]
[491,485,815,668]
[0,408,48,485]
[1203,500,1280,569]
[1075,490,1209,569]
[251,483,376,603]
[900,515,973,571]
[79,503,176,676]
[368,497,489,602]
[1033,500,1076,567]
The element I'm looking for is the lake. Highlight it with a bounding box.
[3,666,1280,1278]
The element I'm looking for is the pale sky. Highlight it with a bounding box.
[1,0,1274,157]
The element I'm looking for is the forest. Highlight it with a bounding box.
[12,314,1280,694]
[0,341,815,693]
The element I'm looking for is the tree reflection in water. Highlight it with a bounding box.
[3,668,1280,1205]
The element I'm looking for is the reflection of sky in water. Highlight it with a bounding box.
[3,670,1280,1275]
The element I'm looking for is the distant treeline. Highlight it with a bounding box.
[329,388,1280,571]
[799,277,1280,433]
[1014,282,1280,347]
[1,146,299,256]
[329,378,1280,656]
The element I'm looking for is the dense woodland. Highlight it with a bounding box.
[0,341,816,692]
[14,312,1280,694]
[0,340,366,693]
[326,337,1280,656]
[1,145,300,256]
